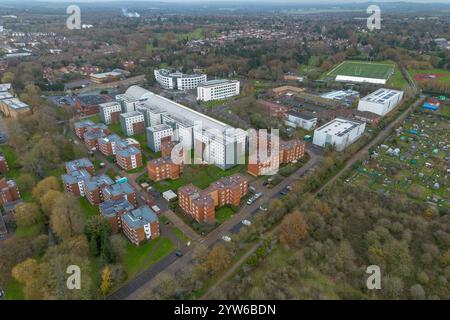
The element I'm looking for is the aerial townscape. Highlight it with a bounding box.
[0,0,449,306]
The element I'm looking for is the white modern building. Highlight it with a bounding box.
[313,118,366,151]
[123,85,247,169]
[357,88,404,116]
[154,69,207,90]
[284,110,318,131]
[120,111,145,136]
[197,79,240,101]
[135,102,165,127]
[146,124,173,152]
[115,94,138,113]
[99,101,122,124]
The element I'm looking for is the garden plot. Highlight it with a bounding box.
[349,110,449,208]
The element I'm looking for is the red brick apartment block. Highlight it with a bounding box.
[0,154,9,174]
[0,178,21,206]
[99,198,134,233]
[65,158,95,175]
[102,182,138,207]
[75,94,113,116]
[178,174,248,224]
[116,146,142,171]
[147,157,181,182]
[121,206,160,245]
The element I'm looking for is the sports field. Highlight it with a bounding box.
[328,61,395,80]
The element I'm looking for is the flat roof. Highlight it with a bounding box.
[315,118,363,137]
[2,98,29,110]
[122,205,158,228]
[361,88,403,104]
[120,111,144,119]
[198,79,239,88]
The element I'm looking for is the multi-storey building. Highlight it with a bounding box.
[279,140,307,163]
[116,146,142,171]
[178,174,248,224]
[75,94,113,116]
[90,71,122,84]
[358,88,404,116]
[313,118,366,151]
[99,101,122,124]
[0,98,32,118]
[0,178,21,206]
[116,94,138,113]
[103,182,137,207]
[154,69,207,90]
[65,158,95,175]
[61,169,91,197]
[100,198,134,233]
[120,111,145,136]
[97,134,128,156]
[147,157,181,182]
[84,175,114,205]
[123,86,247,170]
[74,120,109,143]
[160,137,180,158]
[0,154,9,174]
[284,110,318,131]
[146,124,173,152]
[121,206,160,245]
[197,79,240,101]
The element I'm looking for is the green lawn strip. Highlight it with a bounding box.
[215,206,236,225]
[0,145,20,179]
[14,223,45,238]
[122,236,175,279]
[3,279,25,300]
[172,226,190,243]
[78,197,99,220]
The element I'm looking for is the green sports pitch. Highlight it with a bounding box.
[327,61,395,80]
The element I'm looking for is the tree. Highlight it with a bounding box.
[85,216,113,262]
[1,71,14,83]
[109,234,127,261]
[279,210,309,247]
[410,284,426,300]
[100,266,112,297]
[40,190,63,217]
[206,244,231,274]
[50,194,84,241]
[14,203,42,228]
[16,173,36,195]
[12,258,43,299]
[32,176,60,199]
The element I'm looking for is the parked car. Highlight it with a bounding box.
[254,192,263,199]
[175,250,183,257]
[259,204,268,212]
[279,188,289,196]
[246,197,255,205]
[222,235,232,242]
[242,219,251,226]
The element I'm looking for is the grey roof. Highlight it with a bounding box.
[0,83,12,92]
[61,169,91,185]
[198,79,239,88]
[85,174,114,191]
[103,182,134,197]
[122,205,158,228]
[117,145,140,157]
[74,120,95,129]
[147,124,172,132]
[2,98,30,110]
[100,198,134,218]
[120,111,144,119]
[66,158,93,172]
[287,110,317,120]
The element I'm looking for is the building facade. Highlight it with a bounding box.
[147,157,181,182]
[154,69,207,90]
[120,111,145,136]
[313,118,366,151]
[197,79,240,101]
[99,101,122,124]
[116,146,142,171]
[0,178,21,206]
[146,124,173,152]
[357,88,404,116]
[121,206,160,245]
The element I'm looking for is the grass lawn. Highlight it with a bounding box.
[215,206,236,225]
[122,236,175,278]
[152,164,248,192]
[327,60,394,80]
[172,226,190,243]
[14,223,45,238]
[78,197,99,220]
[3,279,25,300]
[387,66,408,90]
[203,99,227,108]
[86,114,102,123]
[0,145,19,179]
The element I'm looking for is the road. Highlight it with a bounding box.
[108,146,322,300]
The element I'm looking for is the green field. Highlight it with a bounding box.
[328,61,395,80]
[408,68,450,84]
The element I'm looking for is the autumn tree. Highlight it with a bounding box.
[279,210,309,247]
[14,203,43,228]
[206,244,231,274]
[100,266,112,297]
[50,194,84,241]
[40,190,63,217]
[32,176,60,199]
